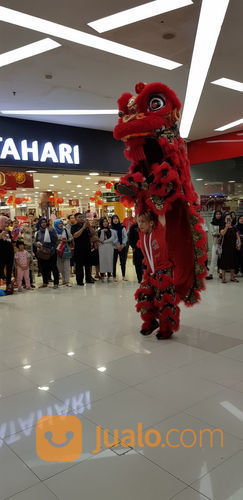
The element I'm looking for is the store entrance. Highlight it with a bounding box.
[0,170,134,223]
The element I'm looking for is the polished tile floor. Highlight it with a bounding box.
[0,267,243,499]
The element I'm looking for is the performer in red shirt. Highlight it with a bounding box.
[136,211,179,339]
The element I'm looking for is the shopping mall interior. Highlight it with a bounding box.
[0,0,243,499]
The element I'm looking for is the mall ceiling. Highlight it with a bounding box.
[0,0,242,140]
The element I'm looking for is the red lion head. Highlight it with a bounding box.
[114,82,181,143]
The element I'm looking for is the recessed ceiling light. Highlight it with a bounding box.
[49,184,54,186]
[76,185,82,187]
[92,191,96,193]
[78,192,83,195]
[0,37,61,69]
[196,178,203,181]
[73,195,77,198]
[97,366,107,372]
[94,182,99,185]
[26,170,37,173]
[67,351,75,356]
[211,77,243,93]
[0,5,181,70]
[85,194,89,197]
[71,190,75,192]
[58,191,62,194]
[34,187,39,189]
[229,180,235,183]
[85,188,90,190]
[214,118,243,131]
[23,364,31,370]
[88,0,193,33]
[89,172,99,176]
[85,177,91,180]
[35,179,40,182]
[114,178,120,181]
[66,194,70,196]
[66,180,72,183]
[180,0,230,138]
[38,386,49,391]
[52,175,59,178]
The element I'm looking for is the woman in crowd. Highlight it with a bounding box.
[34,218,59,289]
[90,220,100,280]
[230,211,237,227]
[219,214,241,283]
[98,217,117,282]
[0,215,14,292]
[19,221,35,288]
[206,210,224,280]
[111,215,128,281]
[235,215,243,277]
[54,219,72,286]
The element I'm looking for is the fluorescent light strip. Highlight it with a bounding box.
[211,77,243,93]
[0,6,181,70]
[214,118,243,132]
[207,140,243,143]
[179,0,230,138]
[0,38,61,68]
[1,109,118,115]
[88,0,193,33]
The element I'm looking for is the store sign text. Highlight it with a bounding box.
[0,137,80,164]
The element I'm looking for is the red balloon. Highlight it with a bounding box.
[7,195,13,204]
[97,199,104,205]
[15,197,23,205]
[105,182,112,189]
[49,195,54,202]
[57,197,64,204]
[95,190,102,196]
[23,196,29,202]
[0,189,7,195]
[89,196,95,202]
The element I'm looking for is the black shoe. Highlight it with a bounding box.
[86,279,95,284]
[156,331,173,340]
[206,275,213,280]
[77,283,84,286]
[140,319,159,336]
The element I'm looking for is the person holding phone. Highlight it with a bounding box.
[219,215,241,283]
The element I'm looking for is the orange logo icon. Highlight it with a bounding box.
[36,415,82,461]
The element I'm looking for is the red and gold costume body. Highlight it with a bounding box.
[113,82,207,337]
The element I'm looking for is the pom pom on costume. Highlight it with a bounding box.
[113,82,207,338]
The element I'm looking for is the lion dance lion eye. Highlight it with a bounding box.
[118,110,124,118]
[149,95,165,111]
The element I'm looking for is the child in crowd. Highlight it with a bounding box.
[136,211,179,339]
[15,240,31,292]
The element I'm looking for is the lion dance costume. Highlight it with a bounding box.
[113,82,207,339]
